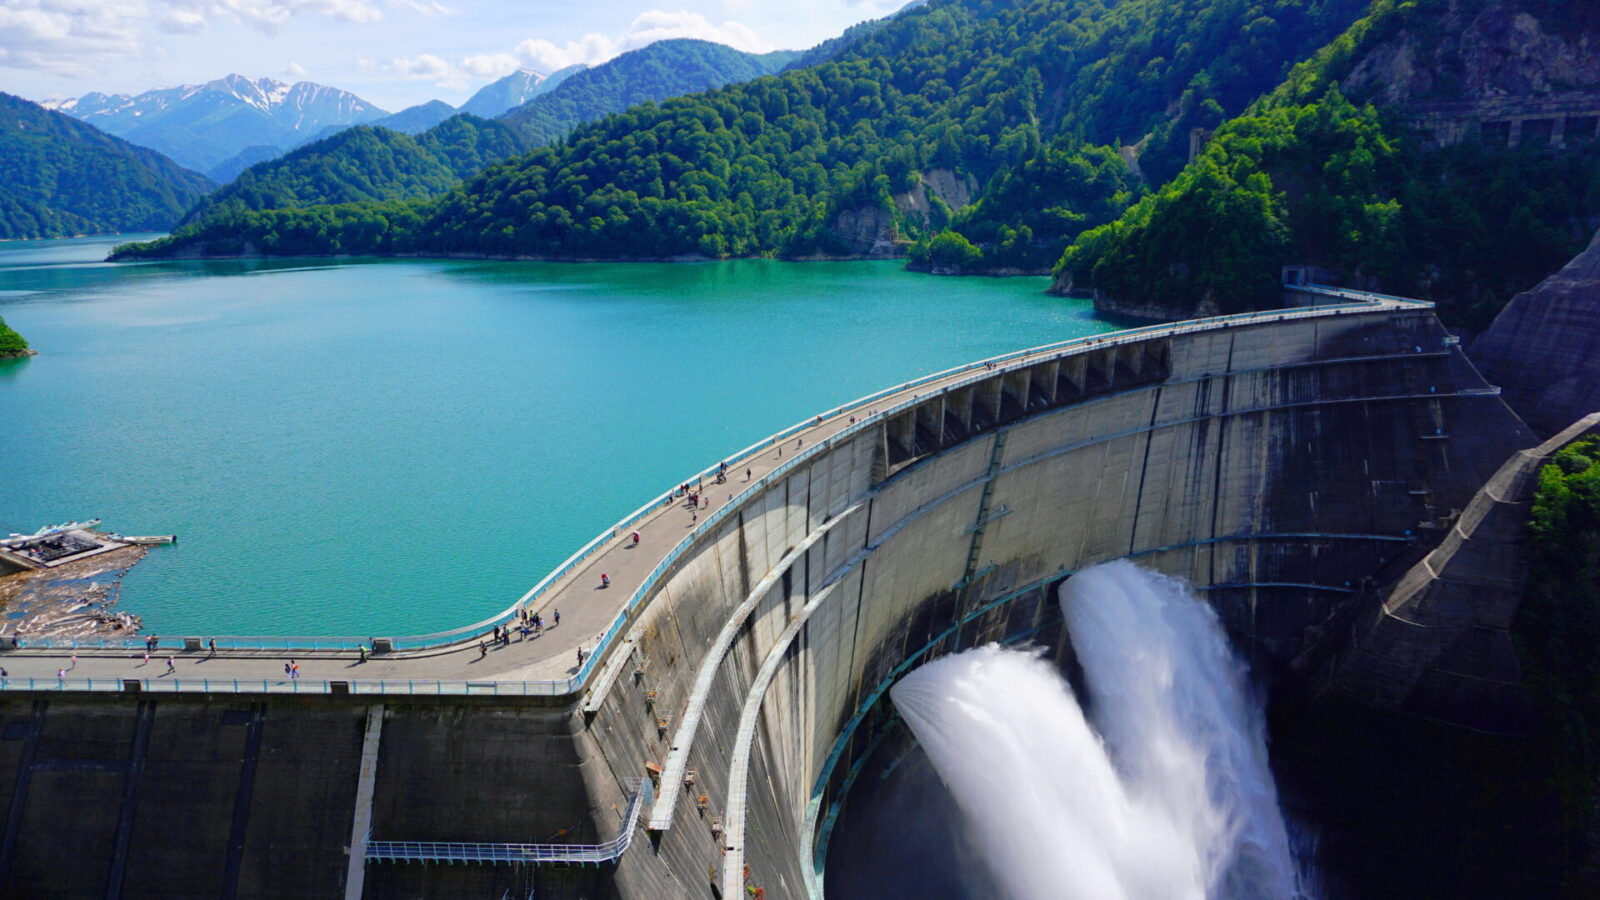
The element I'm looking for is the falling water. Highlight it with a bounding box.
[890,560,1298,900]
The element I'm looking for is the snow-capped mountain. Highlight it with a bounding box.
[458,66,585,119]
[42,75,388,178]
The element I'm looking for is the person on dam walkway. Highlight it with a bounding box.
[208,638,217,657]
[165,658,175,675]
[359,643,368,663]
[479,640,488,660]
[632,530,641,547]
[601,573,610,588]
[554,609,560,628]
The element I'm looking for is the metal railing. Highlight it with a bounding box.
[366,776,651,865]
[3,293,1431,696]
[0,676,574,696]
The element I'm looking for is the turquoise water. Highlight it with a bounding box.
[0,236,1115,636]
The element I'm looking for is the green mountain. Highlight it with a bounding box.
[156,39,804,238]
[176,113,531,227]
[1056,0,1600,328]
[500,39,801,145]
[0,92,215,240]
[117,0,1369,262]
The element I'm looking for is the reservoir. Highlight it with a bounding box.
[0,235,1114,636]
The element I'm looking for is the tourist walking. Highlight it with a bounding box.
[69,653,77,671]
[359,643,368,663]
[142,649,149,666]
[208,638,217,657]
[553,609,560,627]
[479,640,488,659]
[290,660,300,679]
[165,657,175,675]
[601,573,610,588]
[632,530,641,547]
[746,468,752,481]
[56,668,65,680]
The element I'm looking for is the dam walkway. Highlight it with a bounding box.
[0,289,1430,697]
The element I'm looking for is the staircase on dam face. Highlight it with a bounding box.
[956,431,1008,590]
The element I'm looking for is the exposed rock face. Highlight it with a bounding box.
[1472,228,1600,436]
[1343,2,1600,106]
[830,206,899,257]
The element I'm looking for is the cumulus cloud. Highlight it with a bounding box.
[387,0,453,16]
[0,0,404,74]
[0,0,148,74]
[395,8,774,91]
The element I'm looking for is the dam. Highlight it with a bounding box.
[0,291,1543,898]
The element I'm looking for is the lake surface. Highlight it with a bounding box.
[0,236,1115,636]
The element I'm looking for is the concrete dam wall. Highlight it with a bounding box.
[0,299,1534,898]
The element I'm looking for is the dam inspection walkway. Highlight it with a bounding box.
[0,287,1431,697]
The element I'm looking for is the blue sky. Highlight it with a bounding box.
[1,1,905,111]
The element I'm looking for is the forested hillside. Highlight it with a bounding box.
[115,0,1370,262]
[502,40,798,146]
[1057,0,1600,327]
[0,92,215,240]
[177,114,531,226]
[160,39,805,235]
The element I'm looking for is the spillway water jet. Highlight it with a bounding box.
[890,560,1297,900]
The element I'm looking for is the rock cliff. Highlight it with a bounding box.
[1342,1,1600,106]
[1472,228,1600,437]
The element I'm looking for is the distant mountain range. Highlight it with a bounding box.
[43,75,387,180]
[164,40,807,228]
[43,67,592,185]
[0,92,213,239]
[458,66,584,119]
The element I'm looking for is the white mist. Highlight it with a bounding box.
[890,560,1298,900]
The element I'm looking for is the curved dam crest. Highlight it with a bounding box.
[0,294,1537,899]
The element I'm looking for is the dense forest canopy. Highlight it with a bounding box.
[115,0,1369,263]
[1058,0,1600,325]
[0,92,215,240]
[501,40,799,146]
[177,115,532,227]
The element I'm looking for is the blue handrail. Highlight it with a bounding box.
[366,776,652,864]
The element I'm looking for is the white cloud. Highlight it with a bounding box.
[619,10,769,56]
[459,53,522,78]
[387,0,453,16]
[398,8,774,91]
[386,51,467,89]
[284,60,309,77]
[0,0,147,75]
[0,0,391,75]
[164,0,384,33]
[511,33,616,74]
